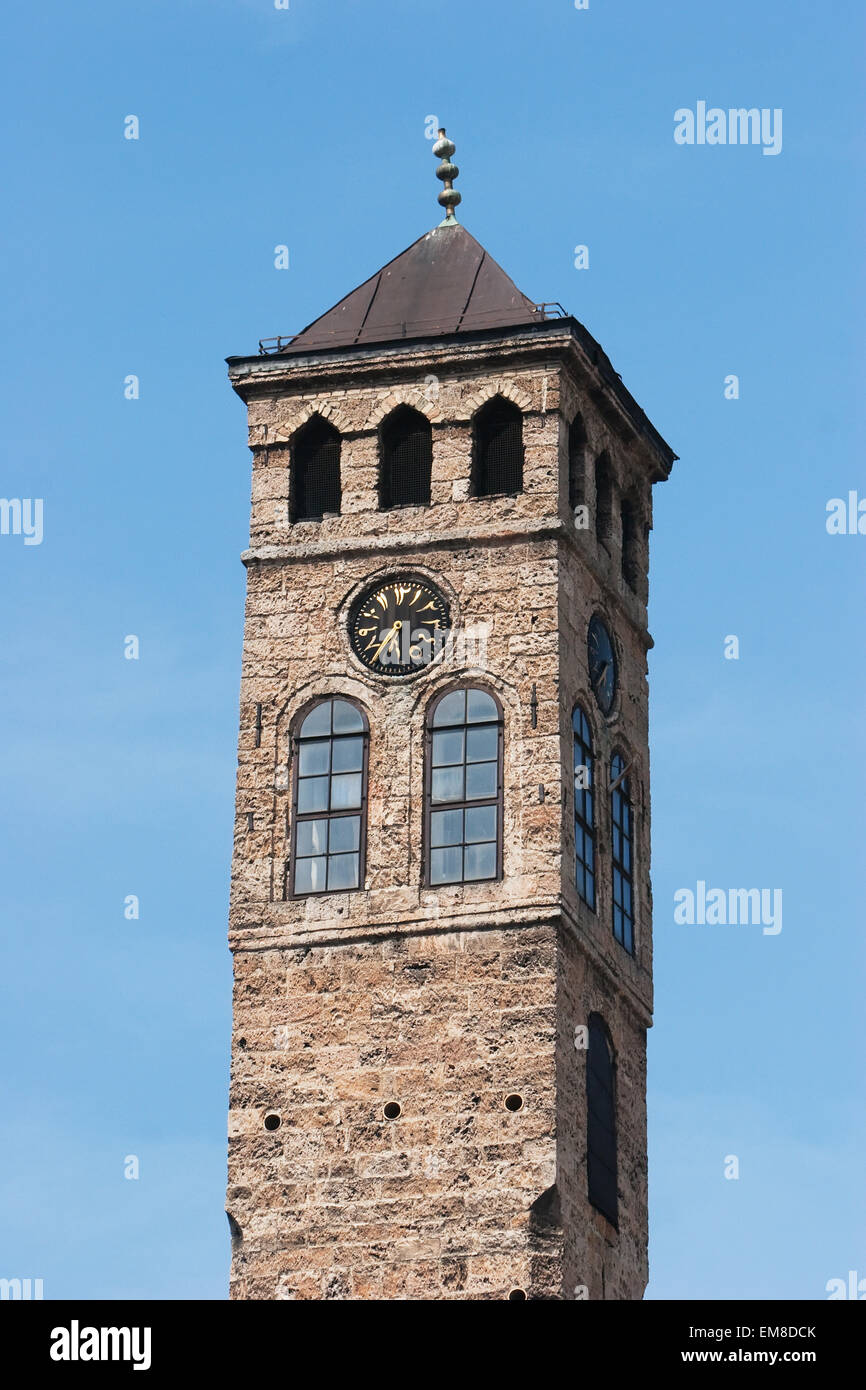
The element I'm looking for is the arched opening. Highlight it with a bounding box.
[568,414,587,511]
[471,397,524,497]
[290,415,341,522]
[379,405,433,509]
[594,452,613,542]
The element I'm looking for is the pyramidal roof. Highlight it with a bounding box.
[278,223,544,355]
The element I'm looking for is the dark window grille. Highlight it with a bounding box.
[380,405,432,508]
[424,687,503,886]
[621,495,639,590]
[594,452,613,541]
[291,416,341,522]
[587,1014,618,1227]
[610,752,634,954]
[568,414,587,510]
[472,398,524,497]
[573,705,596,911]
[290,697,368,895]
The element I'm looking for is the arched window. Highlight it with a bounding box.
[572,705,596,910]
[471,397,524,497]
[610,752,634,953]
[594,452,613,542]
[568,414,587,511]
[379,405,432,509]
[290,416,341,522]
[621,494,639,591]
[587,1014,618,1226]
[291,697,368,895]
[425,687,503,886]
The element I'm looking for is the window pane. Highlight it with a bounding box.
[431,808,463,848]
[432,690,466,727]
[298,740,330,776]
[332,700,364,733]
[300,703,332,737]
[295,855,327,894]
[466,726,497,762]
[328,815,360,853]
[327,852,360,891]
[432,766,464,803]
[332,736,364,773]
[432,729,464,766]
[467,689,497,723]
[622,839,631,872]
[465,760,497,800]
[430,845,462,885]
[297,775,329,813]
[464,841,497,881]
[330,772,362,810]
[296,818,328,856]
[465,804,496,843]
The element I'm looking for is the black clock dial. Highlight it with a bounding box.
[350,575,450,677]
[588,615,617,714]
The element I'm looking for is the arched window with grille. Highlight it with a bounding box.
[379,405,432,509]
[587,1014,618,1226]
[594,452,613,542]
[572,705,596,910]
[568,414,587,512]
[290,415,341,522]
[471,397,524,497]
[610,751,634,953]
[290,697,368,895]
[425,687,503,886]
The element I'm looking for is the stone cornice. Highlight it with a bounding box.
[227,894,653,1029]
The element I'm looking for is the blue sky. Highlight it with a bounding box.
[1,0,863,1299]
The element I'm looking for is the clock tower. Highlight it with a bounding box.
[225,132,676,1300]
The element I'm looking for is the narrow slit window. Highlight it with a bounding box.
[587,1014,618,1227]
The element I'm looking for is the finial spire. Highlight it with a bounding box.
[433,127,461,227]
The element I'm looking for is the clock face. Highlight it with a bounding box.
[350,575,450,677]
[588,615,617,714]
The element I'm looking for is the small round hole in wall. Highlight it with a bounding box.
[263,1112,281,1131]
[383,1101,402,1120]
[504,1093,524,1112]
[508,1287,527,1301]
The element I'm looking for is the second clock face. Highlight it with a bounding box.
[588,614,617,714]
[350,575,450,677]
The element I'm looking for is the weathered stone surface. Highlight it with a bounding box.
[226,323,671,1299]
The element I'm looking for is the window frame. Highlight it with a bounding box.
[572,703,597,912]
[610,749,635,954]
[289,695,370,898]
[423,684,505,888]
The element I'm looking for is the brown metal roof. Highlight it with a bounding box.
[278,223,544,354]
